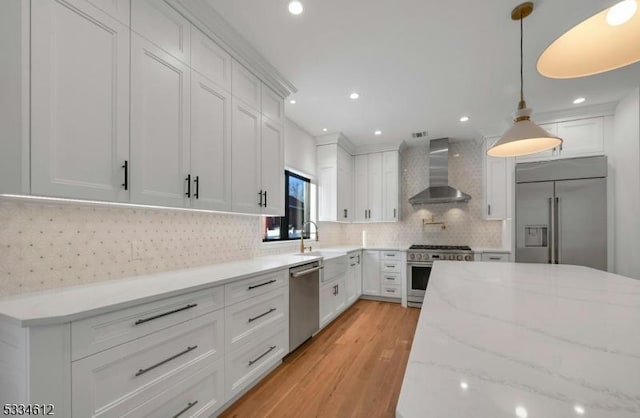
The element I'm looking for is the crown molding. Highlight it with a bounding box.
[167,0,297,98]
[315,132,357,155]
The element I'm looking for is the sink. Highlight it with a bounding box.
[294,250,346,260]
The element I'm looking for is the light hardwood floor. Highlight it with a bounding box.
[220,300,420,418]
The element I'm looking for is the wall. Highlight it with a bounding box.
[0,117,338,296]
[611,88,640,279]
[341,140,503,248]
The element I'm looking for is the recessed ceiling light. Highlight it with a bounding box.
[322,128,328,132]
[459,116,470,122]
[573,97,586,104]
[289,99,296,104]
[349,92,360,100]
[288,1,303,15]
[574,405,585,415]
[607,0,637,26]
[459,381,469,390]
[374,130,382,135]
[515,406,528,418]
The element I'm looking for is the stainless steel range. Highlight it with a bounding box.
[407,245,474,308]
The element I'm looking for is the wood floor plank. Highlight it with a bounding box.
[220,300,420,418]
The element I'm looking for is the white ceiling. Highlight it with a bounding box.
[206,0,640,146]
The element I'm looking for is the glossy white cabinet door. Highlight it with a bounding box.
[362,250,381,296]
[334,276,347,314]
[367,153,383,222]
[483,137,508,220]
[31,0,130,202]
[557,117,604,157]
[319,281,335,329]
[131,0,191,64]
[130,35,190,207]
[382,151,399,221]
[260,117,285,216]
[354,154,369,221]
[191,71,232,211]
[190,26,231,91]
[337,146,354,221]
[232,60,261,111]
[231,99,262,214]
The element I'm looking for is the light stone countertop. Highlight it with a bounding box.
[0,253,321,327]
[397,261,640,418]
[471,247,512,253]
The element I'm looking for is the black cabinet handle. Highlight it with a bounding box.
[194,176,199,199]
[248,279,276,290]
[135,345,198,377]
[122,161,128,190]
[249,345,276,366]
[344,209,347,218]
[134,303,198,325]
[248,307,276,323]
[185,174,191,198]
[264,190,268,207]
[258,190,263,207]
[488,204,491,216]
[172,401,199,418]
[394,208,396,218]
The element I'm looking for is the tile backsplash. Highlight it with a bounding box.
[0,139,501,296]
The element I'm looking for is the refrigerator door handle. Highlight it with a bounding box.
[555,197,560,264]
[548,197,554,264]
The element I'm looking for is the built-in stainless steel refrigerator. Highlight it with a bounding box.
[515,156,607,270]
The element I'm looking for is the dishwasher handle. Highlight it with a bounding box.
[290,265,324,278]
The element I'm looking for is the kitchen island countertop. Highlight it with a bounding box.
[397,261,640,418]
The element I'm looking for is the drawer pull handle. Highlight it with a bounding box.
[134,303,198,325]
[172,400,199,418]
[248,279,277,290]
[386,289,396,293]
[385,277,395,280]
[135,345,198,377]
[249,345,276,366]
[248,307,277,323]
[386,265,395,268]
[489,257,501,260]
[386,254,395,257]
[350,263,357,266]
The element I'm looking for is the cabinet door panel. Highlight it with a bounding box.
[557,118,604,157]
[131,0,190,64]
[319,282,335,329]
[368,153,383,222]
[232,60,261,110]
[485,151,507,220]
[382,151,399,221]
[86,0,130,25]
[337,146,354,221]
[353,155,369,221]
[131,36,190,207]
[515,123,557,162]
[334,276,347,314]
[191,26,231,91]
[31,0,129,202]
[231,99,261,214]
[362,251,380,296]
[261,84,284,125]
[191,72,232,211]
[261,117,285,216]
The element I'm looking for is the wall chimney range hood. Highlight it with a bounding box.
[408,138,471,205]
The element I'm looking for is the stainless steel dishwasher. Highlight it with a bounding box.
[289,261,322,352]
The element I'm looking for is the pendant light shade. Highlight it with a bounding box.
[537,0,640,79]
[488,2,563,158]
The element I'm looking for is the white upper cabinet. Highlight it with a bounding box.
[382,151,399,221]
[231,99,262,214]
[31,0,130,202]
[317,144,354,222]
[260,116,285,216]
[261,84,285,125]
[190,26,231,91]
[190,71,232,211]
[556,117,604,157]
[483,137,509,220]
[354,155,369,222]
[515,118,604,162]
[131,0,191,64]
[130,35,191,208]
[367,153,383,222]
[232,60,261,110]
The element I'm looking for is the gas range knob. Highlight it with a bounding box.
[456,255,463,261]
[464,255,472,261]
[409,253,415,260]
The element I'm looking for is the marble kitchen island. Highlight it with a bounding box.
[397,261,640,418]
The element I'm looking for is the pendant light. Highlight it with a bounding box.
[487,2,563,158]
[537,0,640,78]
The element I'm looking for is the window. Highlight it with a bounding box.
[262,171,312,241]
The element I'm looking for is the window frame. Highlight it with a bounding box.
[262,170,312,242]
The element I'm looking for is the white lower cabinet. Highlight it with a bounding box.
[481,252,510,262]
[345,251,362,305]
[319,275,347,329]
[362,250,381,296]
[362,250,403,301]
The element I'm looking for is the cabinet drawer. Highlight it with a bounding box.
[225,270,287,306]
[482,252,510,262]
[72,310,224,417]
[226,324,288,399]
[87,356,225,418]
[226,286,288,349]
[72,286,223,360]
[381,251,401,261]
[381,260,401,273]
[381,285,401,298]
[381,272,401,285]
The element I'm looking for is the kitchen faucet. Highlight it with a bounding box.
[300,221,319,253]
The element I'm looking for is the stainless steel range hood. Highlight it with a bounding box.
[408,138,471,205]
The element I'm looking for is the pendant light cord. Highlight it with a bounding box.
[520,14,524,104]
